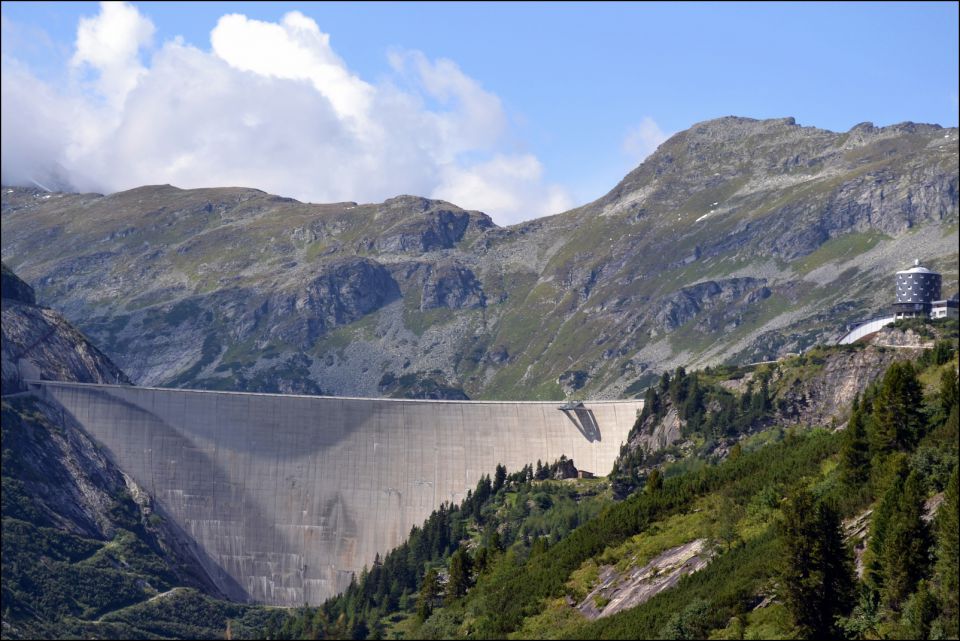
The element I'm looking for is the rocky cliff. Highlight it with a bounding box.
[1,117,956,399]
[1,262,130,394]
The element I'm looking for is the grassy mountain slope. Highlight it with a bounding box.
[2,117,956,399]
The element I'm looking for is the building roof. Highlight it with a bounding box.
[897,258,939,275]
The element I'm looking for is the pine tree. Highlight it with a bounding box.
[900,580,938,640]
[839,400,871,486]
[881,471,932,611]
[645,468,663,494]
[416,569,441,621]
[934,468,959,637]
[865,457,909,591]
[493,463,507,493]
[871,362,924,453]
[779,490,855,638]
[446,548,473,602]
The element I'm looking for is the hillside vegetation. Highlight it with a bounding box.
[252,325,959,640]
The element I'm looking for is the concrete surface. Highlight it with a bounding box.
[30,381,641,605]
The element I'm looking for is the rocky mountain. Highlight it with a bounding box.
[2,262,130,394]
[1,116,957,399]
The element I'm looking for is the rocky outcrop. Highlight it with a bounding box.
[551,456,579,480]
[374,196,493,253]
[653,278,771,334]
[2,266,129,394]
[263,257,400,347]
[629,406,684,454]
[2,262,35,304]
[577,539,713,620]
[421,263,485,310]
[1,394,225,632]
[773,345,914,426]
[377,370,469,400]
[558,370,590,395]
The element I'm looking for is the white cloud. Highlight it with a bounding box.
[71,0,154,108]
[622,116,669,165]
[433,154,574,223]
[210,12,373,125]
[0,2,571,225]
[0,62,72,188]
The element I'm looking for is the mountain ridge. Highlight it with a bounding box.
[1,115,957,400]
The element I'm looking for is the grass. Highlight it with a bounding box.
[791,230,891,275]
[594,495,719,572]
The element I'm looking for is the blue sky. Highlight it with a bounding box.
[2,1,957,223]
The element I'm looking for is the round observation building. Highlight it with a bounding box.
[893,259,942,319]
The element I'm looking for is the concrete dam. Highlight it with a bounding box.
[31,381,642,606]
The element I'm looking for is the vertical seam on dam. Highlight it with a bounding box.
[28,381,642,605]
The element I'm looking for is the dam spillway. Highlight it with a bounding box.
[30,381,642,606]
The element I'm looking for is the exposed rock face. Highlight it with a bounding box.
[551,456,579,480]
[628,406,684,454]
[578,539,713,620]
[871,325,934,348]
[1,117,956,399]
[2,262,35,304]
[421,263,485,310]
[653,278,770,334]
[263,257,401,346]
[2,266,129,394]
[558,370,590,394]
[377,370,469,400]
[374,197,493,253]
[1,264,223,622]
[773,345,915,427]
[2,395,223,606]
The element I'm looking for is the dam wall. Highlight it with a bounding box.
[31,381,642,606]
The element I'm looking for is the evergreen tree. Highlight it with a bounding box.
[899,580,938,640]
[934,468,959,637]
[446,548,473,602]
[779,490,855,638]
[645,468,663,494]
[935,369,959,427]
[416,569,441,621]
[865,457,909,591]
[839,399,871,486]
[493,463,507,494]
[658,598,711,639]
[881,471,932,611]
[871,362,924,453]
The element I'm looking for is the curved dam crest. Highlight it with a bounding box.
[31,381,642,606]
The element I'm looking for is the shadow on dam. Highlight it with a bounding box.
[31,381,643,605]
[50,386,324,603]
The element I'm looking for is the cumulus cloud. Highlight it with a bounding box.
[622,116,669,165]
[433,154,573,221]
[1,2,571,224]
[71,0,154,107]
